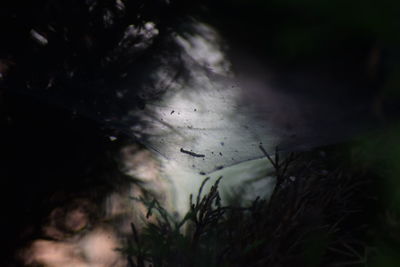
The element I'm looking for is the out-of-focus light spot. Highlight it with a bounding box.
[23,227,126,267]
[115,0,125,11]
[79,227,125,266]
[30,29,48,46]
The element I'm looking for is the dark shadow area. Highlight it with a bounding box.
[0,90,131,266]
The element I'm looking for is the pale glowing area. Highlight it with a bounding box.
[23,240,87,267]
[22,227,126,267]
[120,143,275,216]
[133,37,280,174]
[174,22,232,76]
[79,228,124,266]
[118,143,276,217]
[125,20,279,216]
[21,192,143,267]
[159,156,275,216]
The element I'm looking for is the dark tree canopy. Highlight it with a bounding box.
[0,0,194,91]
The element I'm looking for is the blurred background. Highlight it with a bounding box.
[1,0,400,266]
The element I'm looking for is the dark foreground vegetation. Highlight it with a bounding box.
[122,141,400,267]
